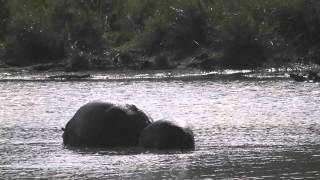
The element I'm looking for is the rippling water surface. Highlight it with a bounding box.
[0,71,319,179]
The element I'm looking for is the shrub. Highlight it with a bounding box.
[2,0,320,68]
[166,1,208,49]
[0,0,9,38]
[47,0,106,54]
[219,13,267,69]
[137,0,209,54]
[138,12,169,52]
[4,24,65,66]
[273,0,320,64]
[66,51,90,71]
[154,54,170,69]
[69,20,105,54]
[2,0,108,66]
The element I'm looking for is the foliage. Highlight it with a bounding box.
[2,0,107,66]
[66,52,90,71]
[0,0,9,38]
[220,14,266,68]
[154,54,170,69]
[113,0,319,68]
[1,0,320,68]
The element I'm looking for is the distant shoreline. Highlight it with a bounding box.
[0,53,319,74]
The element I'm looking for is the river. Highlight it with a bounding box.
[0,70,319,179]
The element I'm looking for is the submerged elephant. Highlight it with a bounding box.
[62,102,152,147]
[139,120,195,150]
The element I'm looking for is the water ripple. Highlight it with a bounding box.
[1,72,320,179]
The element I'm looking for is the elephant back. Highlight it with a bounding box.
[63,102,152,147]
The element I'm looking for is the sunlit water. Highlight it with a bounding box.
[0,71,319,179]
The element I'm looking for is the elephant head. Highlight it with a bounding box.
[138,120,195,150]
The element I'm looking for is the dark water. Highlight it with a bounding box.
[0,71,319,179]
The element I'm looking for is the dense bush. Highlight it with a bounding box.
[220,14,266,69]
[1,0,320,68]
[4,24,65,65]
[154,54,170,69]
[66,52,90,71]
[133,1,208,53]
[2,0,106,66]
[114,0,319,68]
[0,0,9,38]
[273,0,320,63]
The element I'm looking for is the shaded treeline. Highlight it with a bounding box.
[0,0,320,70]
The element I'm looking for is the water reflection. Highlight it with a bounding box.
[0,72,320,179]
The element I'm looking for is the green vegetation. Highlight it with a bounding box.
[0,0,320,70]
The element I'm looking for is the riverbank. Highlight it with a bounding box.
[0,63,317,83]
[0,54,318,75]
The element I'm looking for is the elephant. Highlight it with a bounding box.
[138,120,195,150]
[62,102,152,147]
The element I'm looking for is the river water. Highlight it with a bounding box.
[0,70,319,179]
